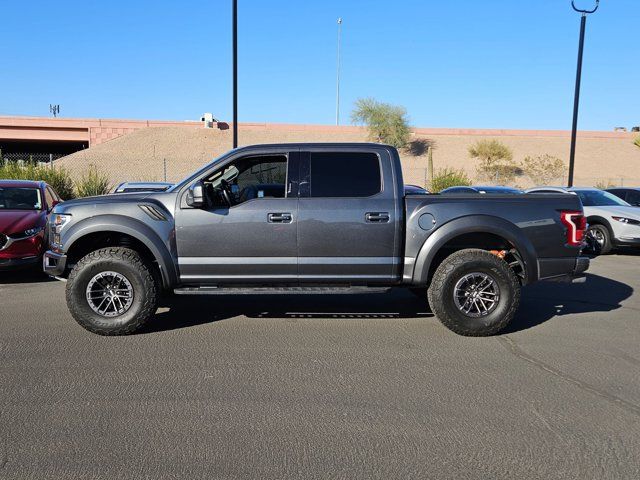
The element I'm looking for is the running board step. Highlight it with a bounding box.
[173,286,392,295]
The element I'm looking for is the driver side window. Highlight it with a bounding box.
[205,154,288,208]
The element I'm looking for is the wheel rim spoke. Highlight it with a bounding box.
[86,271,134,318]
[453,272,501,318]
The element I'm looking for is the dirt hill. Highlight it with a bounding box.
[56,124,640,188]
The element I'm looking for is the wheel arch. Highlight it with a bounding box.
[586,215,614,237]
[62,215,178,288]
[411,215,538,286]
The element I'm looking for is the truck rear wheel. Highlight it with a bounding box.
[66,247,160,335]
[427,249,520,336]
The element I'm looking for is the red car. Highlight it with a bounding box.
[0,180,62,270]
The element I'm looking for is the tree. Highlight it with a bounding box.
[351,98,410,149]
[468,139,520,184]
[521,154,566,186]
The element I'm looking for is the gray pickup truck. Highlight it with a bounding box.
[44,143,589,336]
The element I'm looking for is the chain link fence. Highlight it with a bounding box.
[0,151,67,165]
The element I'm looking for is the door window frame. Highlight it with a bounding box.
[180,149,299,209]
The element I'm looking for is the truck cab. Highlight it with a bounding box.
[176,144,403,285]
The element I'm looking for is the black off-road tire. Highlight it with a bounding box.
[66,247,160,335]
[427,249,520,337]
[586,224,613,255]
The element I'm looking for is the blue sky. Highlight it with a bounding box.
[0,0,637,130]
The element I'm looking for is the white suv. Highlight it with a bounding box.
[526,187,640,254]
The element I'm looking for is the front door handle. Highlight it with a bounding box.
[365,212,390,223]
[268,212,293,223]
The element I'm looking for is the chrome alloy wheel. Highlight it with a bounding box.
[453,272,500,318]
[85,271,134,317]
[588,227,605,247]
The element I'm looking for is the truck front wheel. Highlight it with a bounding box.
[427,249,520,336]
[66,247,160,335]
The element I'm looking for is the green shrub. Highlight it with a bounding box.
[430,167,471,193]
[469,139,521,184]
[74,164,111,198]
[521,154,566,186]
[0,161,75,199]
[634,136,640,149]
[594,179,616,190]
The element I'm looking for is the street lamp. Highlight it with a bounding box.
[232,0,238,148]
[567,0,599,187]
[336,17,342,126]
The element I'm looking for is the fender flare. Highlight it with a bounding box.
[62,215,178,288]
[411,215,538,285]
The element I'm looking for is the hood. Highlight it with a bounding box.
[0,209,46,236]
[58,192,152,209]
[585,205,640,219]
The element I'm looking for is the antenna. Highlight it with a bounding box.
[49,104,60,117]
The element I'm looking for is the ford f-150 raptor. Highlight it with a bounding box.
[43,143,589,336]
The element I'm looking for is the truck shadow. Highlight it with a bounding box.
[143,273,632,335]
[504,273,633,334]
[144,289,433,334]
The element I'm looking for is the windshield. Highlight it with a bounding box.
[575,190,630,207]
[0,187,43,210]
[168,152,230,192]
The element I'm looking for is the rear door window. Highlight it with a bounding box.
[307,152,381,198]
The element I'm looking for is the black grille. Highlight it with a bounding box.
[0,233,7,250]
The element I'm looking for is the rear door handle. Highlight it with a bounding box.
[365,212,390,223]
[268,212,292,223]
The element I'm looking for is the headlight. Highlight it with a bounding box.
[50,214,72,250]
[51,213,72,230]
[8,226,44,239]
[612,216,640,226]
[23,226,44,237]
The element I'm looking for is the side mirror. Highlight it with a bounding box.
[186,181,205,208]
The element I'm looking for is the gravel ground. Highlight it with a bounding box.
[1,253,639,479]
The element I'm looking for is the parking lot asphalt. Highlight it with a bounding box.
[1,254,640,480]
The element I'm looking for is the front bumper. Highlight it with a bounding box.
[538,256,590,283]
[0,232,45,270]
[43,250,68,277]
[0,255,41,271]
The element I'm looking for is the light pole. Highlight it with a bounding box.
[567,0,599,187]
[335,17,342,126]
[232,0,238,148]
